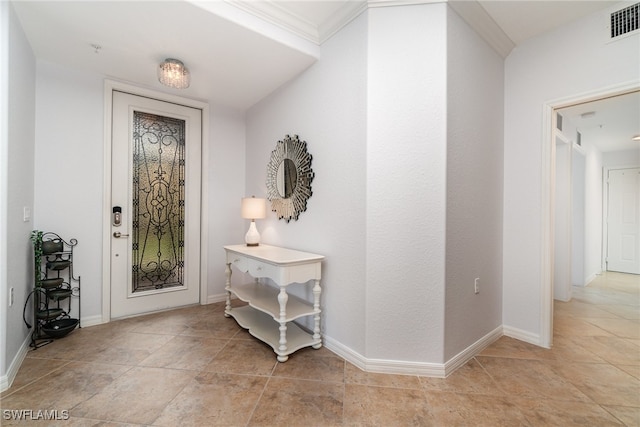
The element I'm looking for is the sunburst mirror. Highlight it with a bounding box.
[266,134,314,222]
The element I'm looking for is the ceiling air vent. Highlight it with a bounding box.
[610,3,639,38]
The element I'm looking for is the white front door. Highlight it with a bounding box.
[607,167,640,274]
[111,91,202,318]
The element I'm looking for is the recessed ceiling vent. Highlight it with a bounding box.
[610,3,639,39]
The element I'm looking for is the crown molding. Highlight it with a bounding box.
[367,0,515,57]
[366,0,516,57]
[318,1,368,44]
[225,0,515,57]
[368,0,442,7]
[227,0,371,45]
[446,0,515,58]
[225,0,322,44]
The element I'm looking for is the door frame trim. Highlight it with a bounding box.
[541,80,639,348]
[102,80,209,323]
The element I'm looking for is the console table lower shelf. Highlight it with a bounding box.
[227,305,321,361]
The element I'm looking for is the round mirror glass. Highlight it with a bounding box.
[277,159,297,198]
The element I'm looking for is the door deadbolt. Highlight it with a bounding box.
[112,206,122,227]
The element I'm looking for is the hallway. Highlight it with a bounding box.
[1,273,638,425]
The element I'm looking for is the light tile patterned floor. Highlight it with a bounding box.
[1,272,638,426]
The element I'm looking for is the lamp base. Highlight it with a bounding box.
[245,220,261,246]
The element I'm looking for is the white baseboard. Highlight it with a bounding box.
[323,336,444,378]
[444,325,503,376]
[503,324,541,346]
[3,306,520,388]
[323,335,368,370]
[0,333,31,393]
[207,292,227,305]
[324,335,445,377]
[325,326,504,378]
[80,314,104,328]
[365,357,445,378]
[2,300,219,391]
[1,314,105,392]
[80,294,226,329]
[584,272,599,287]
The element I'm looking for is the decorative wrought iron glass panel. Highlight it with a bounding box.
[132,112,185,293]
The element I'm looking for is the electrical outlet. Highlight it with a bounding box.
[9,287,14,306]
[474,278,480,294]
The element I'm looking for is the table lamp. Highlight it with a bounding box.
[241,196,266,246]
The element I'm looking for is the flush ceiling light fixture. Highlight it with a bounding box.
[158,58,190,89]
[632,134,640,141]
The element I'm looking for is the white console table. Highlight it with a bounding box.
[223,244,324,362]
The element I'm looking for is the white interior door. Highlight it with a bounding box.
[111,91,202,318]
[607,167,640,274]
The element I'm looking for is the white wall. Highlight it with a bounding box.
[554,139,572,301]
[206,105,247,300]
[603,148,640,169]
[572,147,586,286]
[367,3,447,363]
[444,7,504,360]
[2,2,36,384]
[554,114,592,289]
[246,11,368,356]
[33,61,246,323]
[34,61,105,321]
[247,2,505,367]
[503,6,639,340]
[583,139,604,283]
[0,0,7,381]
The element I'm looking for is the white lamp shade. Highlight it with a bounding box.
[241,197,266,220]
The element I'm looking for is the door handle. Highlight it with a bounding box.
[113,232,130,238]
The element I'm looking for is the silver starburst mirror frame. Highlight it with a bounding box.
[266,135,314,222]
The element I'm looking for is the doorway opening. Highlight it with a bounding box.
[543,83,640,347]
